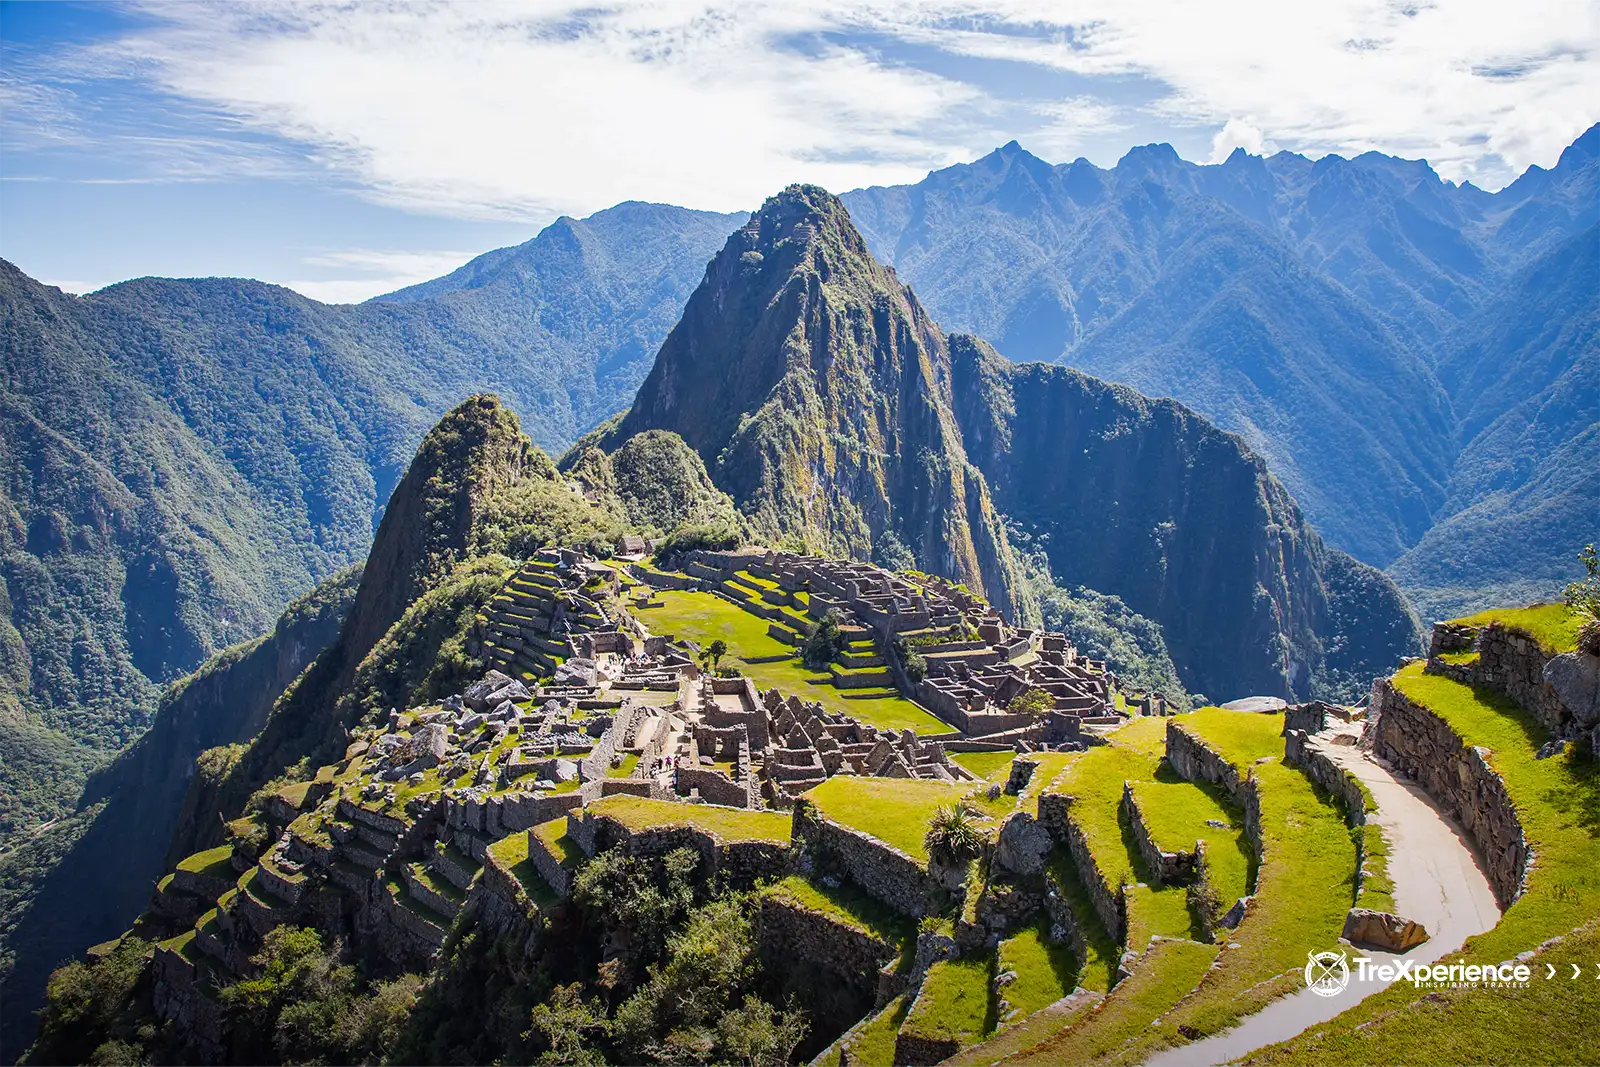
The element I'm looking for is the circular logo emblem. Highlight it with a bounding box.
[1305,951,1350,998]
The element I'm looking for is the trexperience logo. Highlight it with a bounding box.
[1304,950,1540,996]
[1305,951,1351,997]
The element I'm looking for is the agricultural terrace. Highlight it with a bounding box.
[762,875,913,948]
[803,776,975,862]
[1449,602,1582,654]
[639,588,947,733]
[1253,663,1600,1065]
[996,923,1077,1022]
[1048,717,1220,946]
[902,953,997,1050]
[1121,708,1358,1061]
[585,794,792,845]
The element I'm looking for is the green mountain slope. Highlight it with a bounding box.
[616,184,1031,621]
[1389,225,1600,618]
[610,185,1420,700]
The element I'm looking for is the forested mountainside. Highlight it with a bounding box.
[601,184,1420,702]
[0,568,357,1058]
[840,123,1600,576]
[615,185,1030,623]
[1390,224,1600,618]
[0,203,737,845]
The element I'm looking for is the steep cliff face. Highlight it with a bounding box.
[948,335,1422,700]
[0,570,357,1060]
[617,185,1030,620]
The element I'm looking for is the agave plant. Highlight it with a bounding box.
[924,801,985,866]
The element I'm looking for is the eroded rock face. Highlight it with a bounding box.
[1343,907,1429,952]
[1544,652,1600,728]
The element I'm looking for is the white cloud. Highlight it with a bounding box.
[280,248,476,303]
[15,0,1599,222]
[1210,118,1265,162]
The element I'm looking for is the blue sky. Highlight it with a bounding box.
[3,1,1596,302]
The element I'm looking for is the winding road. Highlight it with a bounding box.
[1142,726,1501,1067]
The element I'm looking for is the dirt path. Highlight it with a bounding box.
[1142,729,1500,1066]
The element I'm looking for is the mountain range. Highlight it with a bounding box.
[0,125,1592,1054]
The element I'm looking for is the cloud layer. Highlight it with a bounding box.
[10,0,1594,223]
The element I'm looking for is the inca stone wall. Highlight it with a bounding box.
[1121,782,1198,886]
[1475,624,1568,735]
[757,893,900,993]
[795,808,943,918]
[1367,678,1529,908]
[1035,792,1123,941]
[1283,730,1367,829]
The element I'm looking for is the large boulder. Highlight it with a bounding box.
[995,810,1053,876]
[555,658,600,687]
[463,670,515,710]
[1543,652,1600,727]
[1342,908,1429,952]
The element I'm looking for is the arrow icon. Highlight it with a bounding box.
[1571,964,1582,979]
[1545,964,1555,979]
[1593,963,1600,979]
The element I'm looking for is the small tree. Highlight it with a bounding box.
[706,638,728,673]
[924,802,984,866]
[1006,687,1053,719]
[1565,543,1600,655]
[526,983,607,1067]
[904,650,927,684]
[801,610,848,667]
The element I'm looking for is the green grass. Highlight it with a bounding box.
[803,776,972,862]
[641,589,946,732]
[1045,848,1120,994]
[485,831,555,909]
[586,794,791,844]
[175,845,235,881]
[903,954,996,1047]
[951,750,1017,779]
[832,994,911,1067]
[1050,718,1200,945]
[1114,711,1357,1061]
[1450,602,1581,653]
[606,752,641,778]
[1127,778,1251,907]
[1357,822,1397,914]
[942,993,1100,1067]
[996,924,1076,1023]
[1436,649,1479,666]
[1252,663,1600,1064]
[1005,938,1219,1066]
[762,874,914,947]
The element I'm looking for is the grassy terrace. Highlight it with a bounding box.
[803,776,972,862]
[1048,717,1204,946]
[1114,709,1356,1062]
[947,748,1011,780]
[1046,848,1120,993]
[1003,938,1218,1066]
[902,953,997,1049]
[996,924,1076,1023]
[1251,663,1600,1065]
[176,845,235,881]
[485,831,555,909]
[817,994,910,1067]
[1451,602,1581,653]
[763,874,914,948]
[639,588,946,733]
[586,795,791,845]
[1126,778,1251,907]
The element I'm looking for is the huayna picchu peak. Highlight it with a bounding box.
[609,184,1420,704]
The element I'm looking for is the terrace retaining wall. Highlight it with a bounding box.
[1366,678,1529,909]
[1035,792,1123,941]
[1121,782,1199,886]
[757,892,901,993]
[795,808,944,918]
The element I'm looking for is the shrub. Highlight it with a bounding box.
[924,802,985,866]
[1565,543,1600,655]
[801,610,848,667]
[1006,687,1053,719]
